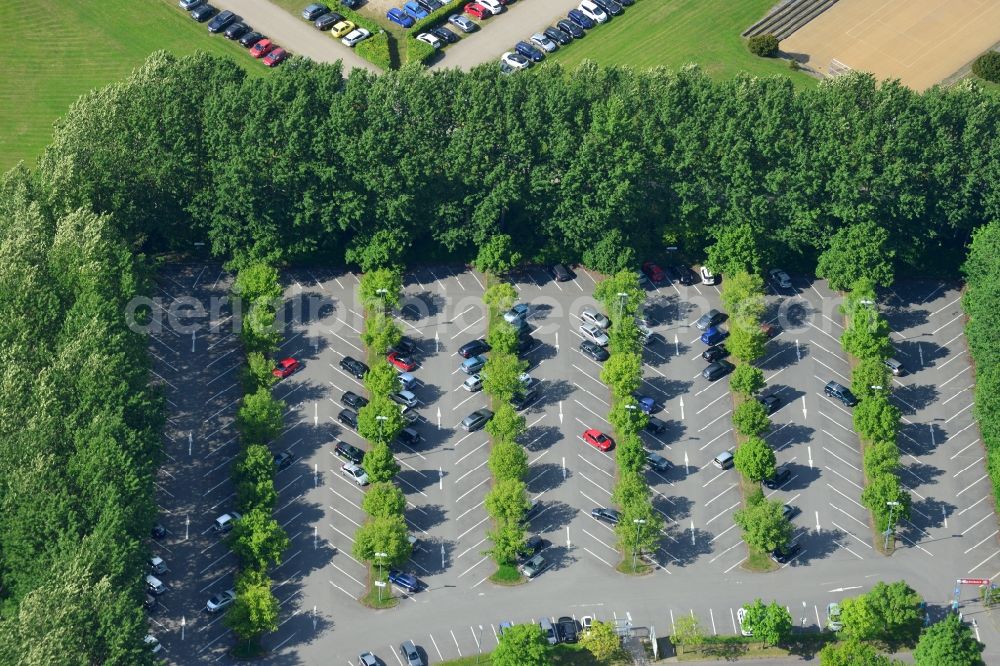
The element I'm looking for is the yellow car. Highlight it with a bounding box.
[332,20,355,38]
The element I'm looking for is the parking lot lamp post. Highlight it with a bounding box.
[632,518,646,570]
[616,293,628,321]
[376,288,388,312]
[375,552,388,603]
[376,414,388,445]
[884,501,900,550]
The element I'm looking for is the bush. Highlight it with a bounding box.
[972,51,1000,83]
[409,0,466,34]
[406,37,438,66]
[357,31,393,70]
[733,399,771,436]
[747,34,779,58]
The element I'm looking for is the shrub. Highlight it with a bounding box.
[406,37,438,66]
[409,0,466,34]
[733,399,771,436]
[357,31,393,70]
[972,51,1000,83]
[747,34,779,58]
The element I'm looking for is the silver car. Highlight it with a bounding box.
[448,13,476,32]
[461,409,493,432]
[463,374,483,392]
[399,640,424,666]
[579,322,609,346]
[769,268,792,289]
[580,306,610,329]
[206,589,236,613]
[530,32,558,52]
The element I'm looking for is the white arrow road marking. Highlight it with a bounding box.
[815,511,820,533]
[559,401,564,424]
[802,396,807,421]
[684,451,690,474]
[567,526,571,548]
[690,520,695,545]
[314,403,318,426]
[437,407,442,429]
[808,446,813,468]
[679,397,685,420]
[674,334,680,355]
[439,467,443,490]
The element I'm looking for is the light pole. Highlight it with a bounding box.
[632,518,646,571]
[375,552,388,603]
[883,501,900,550]
[376,414,388,444]
[616,292,628,321]
[376,288,388,315]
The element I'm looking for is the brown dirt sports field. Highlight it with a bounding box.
[781,0,1000,89]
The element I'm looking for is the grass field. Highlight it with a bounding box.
[0,0,262,174]
[549,0,814,86]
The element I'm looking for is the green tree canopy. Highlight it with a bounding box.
[609,396,649,436]
[820,639,894,666]
[733,490,791,552]
[853,394,901,443]
[840,581,923,645]
[580,620,623,661]
[483,350,527,401]
[233,262,282,304]
[742,599,793,647]
[600,352,642,398]
[853,357,892,400]
[817,221,895,291]
[225,568,279,654]
[489,441,529,482]
[361,481,407,518]
[727,320,768,362]
[492,623,551,666]
[483,521,527,566]
[861,473,911,533]
[706,223,765,278]
[358,396,405,446]
[484,282,517,314]
[594,271,644,323]
[352,514,413,566]
[913,613,984,666]
[359,266,402,312]
[227,508,291,570]
[363,360,401,399]
[486,404,526,444]
[237,388,285,443]
[730,364,765,396]
[362,312,402,356]
[733,399,772,436]
[362,443,401,484]
[474,234,522,276]
[734,436,776,482]
[484,478,530,525]
[720,271,765,321]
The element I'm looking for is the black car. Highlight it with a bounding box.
[617,0,634,5]
[544,25,572,45]
[675,266,697,285]
[763,466,792,490]
[342,391,368,410]
[273,450,294,470]
[645,450,672,472]
[557,18,584,38]
[511,388,538,411]
[302,2,329,20]
[335,441,365,464]
[396,427,422,447]
[557,617,579,643]
[190,4,217,21]
[702,345,728,362]
[580,339,610,362]
[207,10,239,32]
[338,408,358,429]
[517,335,538,357]
[703,360,735,381]
[392,336,418,356]
[757,394,780,415]
[431,26,460,44]
[224,21,250,39]
[515,41,545,63]
[417,0,441,12]
[314,12,343,29]
[591,507,621,525]
[592,0,623,15]
[782,504,801,521]
[552,263,574,281]
[520,535,547,561]
[645,416,667,434]
[824,380,858,407]
[771,542,802,564]
[239,31,265,47]
[340,356,368,379]
[342,0,362,7]
[151,523,167,539]
[458,338,490,359]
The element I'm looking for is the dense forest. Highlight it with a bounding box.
[30,50,1000,274]
[2,48,1000,661]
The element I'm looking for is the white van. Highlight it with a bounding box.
[579,0,609,22]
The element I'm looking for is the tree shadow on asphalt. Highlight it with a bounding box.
[653,494,692,523]
[531,500,577,533]
[521,424,563,452]
[900,461,944,487]
[895,339,948,370]
[757,339,803,371]
[643,341,679,370]
[792,528,845,565]
[642,376,693,402]
[883,306,930,332]
[413,380,446,410]
[904,496,954,535]
[768,384,805,407]
[534,378,574,409]
[643,419,686,449]
[898,422,945,457]
[400,291,446,321]
[408,503,447,534]
[263,606,335,657]
[643,297,677,328]
[397,468,439,495]
[894,383,940,413]
[408,535,450,576]
[664,527,714,566]
[777,462,820,492]
[769,424,815,452]
[526,463,566,494]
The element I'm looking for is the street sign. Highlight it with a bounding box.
[959,578,992,586]
[374,581,386,588]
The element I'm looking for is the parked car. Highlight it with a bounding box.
[557,18,585,37]
[519,553,550,578]
[190,4,217,22]
[884,357,906,376]
[342,462,369,486]
[358,652,379,666]
[403,1,429,19]
[645,450,672,472]
[391,390,419,408]
[151,523,167,539]
[335,441,365,465]
[461,354,488,374]
[530,32,558,52]
[462,374,483,392]
[713,451,734,469]
[641,261,667,285]
[592,0,623,15]
[826,602,843,631]
[580,339,609,362]
[263,48,288,67]
[762,466,791,490]
[591,507,621,525]
[315,12,343,29]
[824,380,858,407]
[511,387,538,410]
[464,2,489,19]
[272,357,301,378]
[782,504,801,520]
[674,265,697,285]
[145,574,166,595]
[633,393,656,413]
[399,640,425,666]
[504,303,530,324]
[557,617,579,643]
[397,427,422,447]
[583,428,614,451]
[342,0,362,7]
[579,322,609,346]
[703,360,735,381]
[224,21,250,39]
[578,1,609,23]
[700,266,717,285]
[331,20,355,37]
[645,416,667,434]
[342,391,368,410]
[398,371,417,390]
[179,0,203,9]
[205,589,236,613]
[149,555,168,575]
[431,26,459,43]
[387,351,417,371]
[207,10,239,33]
[340,356,369,379]
[338,408,358,429]
[461,408,493,431]
[239,31,265,47]
[552,263,575,281]
[771,543,802,564]
[700,326,727,346]
[250,38,276,57]
[520,535,547,561]
[302,3,329,20]
[416,31,443,48]
[539,618,558,645]
[545,25,573,45]
[478,0,503,13]
[273,450,294,470]
[769,268,793,289]
[448,13,477,31]
[213,511,241,532]
[695,309,726,330]
[702,344,728,362]
[387,7,415,27]
[580,306,610,329]
[737,607,751,636]
[567,8,596,29]
[389,570,420,592]
[458,338,490,358]
[757,394,780,415]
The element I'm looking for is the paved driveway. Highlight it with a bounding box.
[203,0,378,72]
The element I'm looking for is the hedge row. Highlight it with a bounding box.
[962,222,1000,513]
[409,0,466,34]
[405,36,438,66]
[334,7,395,70]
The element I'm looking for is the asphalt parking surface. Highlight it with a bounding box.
[149,265,1000,664]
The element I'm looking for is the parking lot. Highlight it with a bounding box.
[148,264,1000,664]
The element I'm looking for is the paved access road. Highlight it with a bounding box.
[148,265,1000,665]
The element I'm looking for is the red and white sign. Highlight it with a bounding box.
[958,578,992,586]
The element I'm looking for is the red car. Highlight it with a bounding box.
[263,47,288,67]
[387,351,417,372]
[642,261,667,285]
[250,38,275,58]
[583,429,614,452]
[272,357,301,379]
[464,2,489,19]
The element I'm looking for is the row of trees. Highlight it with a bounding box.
[224,263,291,654]
[839,280,910,546]
[962,221,1000,515]
[479,282,533,577]
[0,186,164,662]
[28,51,1000,278]
[593,272,664,569]
[350,269,412,601]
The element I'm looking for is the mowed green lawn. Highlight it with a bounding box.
[0,0,261,173]
[549,0,814,86]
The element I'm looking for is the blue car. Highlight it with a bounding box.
[567,8,595,29]
[633,394,656,414]
[701,326,727,346]
[514,41,545,62]
[403,1,428,19]
[388,570,419,592]
[387,7,415,27]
